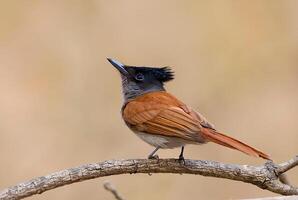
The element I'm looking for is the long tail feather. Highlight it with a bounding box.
[201,128,270,160]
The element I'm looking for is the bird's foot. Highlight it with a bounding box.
[178,155,185,165]
[148,154,159,160]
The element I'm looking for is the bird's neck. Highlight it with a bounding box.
[122,82,165,103]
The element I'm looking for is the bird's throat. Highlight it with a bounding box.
[122,86,165,103]
[121,80,165,103]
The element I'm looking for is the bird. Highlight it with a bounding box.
[107,58,270,161]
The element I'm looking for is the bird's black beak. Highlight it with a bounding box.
[107,58,130,76]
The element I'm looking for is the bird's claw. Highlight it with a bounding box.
[148,154,159,160]
[178,155,185,164]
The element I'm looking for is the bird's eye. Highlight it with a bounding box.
[135,73,145,81]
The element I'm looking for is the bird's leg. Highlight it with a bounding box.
[178,146,185,164]
[148,147,160,159]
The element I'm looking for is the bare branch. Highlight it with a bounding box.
[243,195,298,200]
[103,181,125,200]
[0,157,297,200]
[277,156,298,174]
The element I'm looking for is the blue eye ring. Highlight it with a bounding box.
[135,73,145,81]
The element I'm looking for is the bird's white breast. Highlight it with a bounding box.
[135,132,196,149]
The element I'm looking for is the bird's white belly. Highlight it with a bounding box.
[135,132,195,149]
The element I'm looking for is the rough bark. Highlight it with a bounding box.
[244,196,298,200]
[0,156,297,200]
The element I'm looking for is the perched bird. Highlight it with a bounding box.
[107,58,270,161]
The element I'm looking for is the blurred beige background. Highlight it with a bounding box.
[0,1,297,199]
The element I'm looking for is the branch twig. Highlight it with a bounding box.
[277,156,298,174]
[103,181,125,200]
[0,156,297,200]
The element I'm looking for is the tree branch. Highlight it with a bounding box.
[103,181,125,200]
[243,196,298,200]
[0,156,297,200]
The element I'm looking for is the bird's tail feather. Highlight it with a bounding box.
[201,128,270,160]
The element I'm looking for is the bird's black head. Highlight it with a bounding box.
[107,58,174,101]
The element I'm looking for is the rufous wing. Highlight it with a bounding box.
[122,91,205,142]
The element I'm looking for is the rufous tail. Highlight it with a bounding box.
[201,128,270,160]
